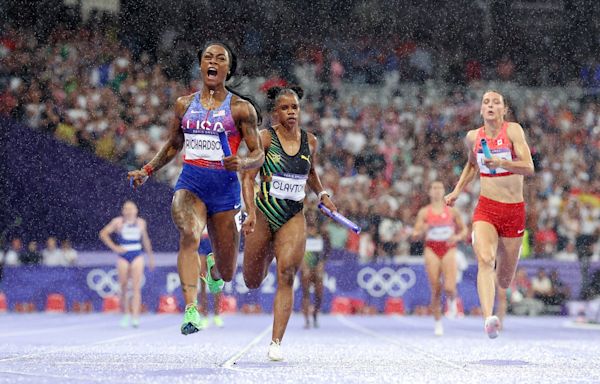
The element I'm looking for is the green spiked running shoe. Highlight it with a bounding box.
[181,304,201,335]
[213,315,224,328]
[198,316,209,330]
[200,253,224,294]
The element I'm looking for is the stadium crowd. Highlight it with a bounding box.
[1,22,599,266]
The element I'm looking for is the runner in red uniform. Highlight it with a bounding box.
[413,181,467,336]
[445,91,534,338]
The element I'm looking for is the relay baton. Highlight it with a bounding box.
[480,138,495,175]
[129,175,148,189]
[318,203,361,234]
[218,128,232,157]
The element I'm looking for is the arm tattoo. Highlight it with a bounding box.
[149,140,181,171]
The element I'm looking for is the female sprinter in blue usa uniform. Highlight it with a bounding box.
[128,42,263,335]
[241,86,336,361]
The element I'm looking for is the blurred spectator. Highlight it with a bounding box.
[20,241,42,265]
[531,268,553,305]
[259,70,287,93]
[587,270,600,299]
[576,202,600,299]
[42,237,66,266]
[326,222,349,251]
[548,269,570,307]
[555,241,578,262]
[357,231,376,263]
[534,221,558,258]
[4,237,23,266]
[507,268,544,316]
[61,240,78,266]
[496,56,515,81]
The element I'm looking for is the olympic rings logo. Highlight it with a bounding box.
[87,269,120,298]
[86,268,146,298]
[357,267,416,297]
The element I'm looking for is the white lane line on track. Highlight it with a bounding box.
[0,369,105,382]
[0,320,172,363]
[0,314,174,338]
[0,317,111,338]
[220,324,272,370]
[337,315,468,371]
[562,321,600,331]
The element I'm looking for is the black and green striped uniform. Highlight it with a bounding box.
[256,127,311,233]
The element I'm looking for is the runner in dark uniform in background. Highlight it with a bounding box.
[300,212,331,329]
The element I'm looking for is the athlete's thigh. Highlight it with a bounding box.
[207,210,239,254]
[300,263,311,293]
[116,258,130,285]
[242,210,273,282]
[129,256,145,289]
[314,261,325,286]
[273,213,307,274]
[496,236,523,288]
[472,221,499,264]
[171,189,207,234]
[440,248,457,289]
[206,209,240,279]
[424,248,442,287]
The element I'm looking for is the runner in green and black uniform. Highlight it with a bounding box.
[241,85,337,362]
[300,211,331,329]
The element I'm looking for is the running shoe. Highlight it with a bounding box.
[484,315,500,339]
[445,298,458,318]
[434,320,444,336]
[268,339,283,361]
[213,315,224,328]
[120,314,130,328]
[200,253,224,294]
[131,318,140,328]
[198,316,209,330]
[181,304,201,335]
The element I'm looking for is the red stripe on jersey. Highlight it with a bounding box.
[183,157,224,170]
[480,172,513,177]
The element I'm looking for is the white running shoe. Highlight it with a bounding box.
[484,316,500,339]
[119,315,130,328]
[268,339,283,361]
[446,298,458,319]
[434,320,444,336]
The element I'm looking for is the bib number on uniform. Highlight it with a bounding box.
[184,132,223,161]
[269,174,307,201]
[426,226,454,242]
[476,150,512,174]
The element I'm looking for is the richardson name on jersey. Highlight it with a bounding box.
[185,137,222,151]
